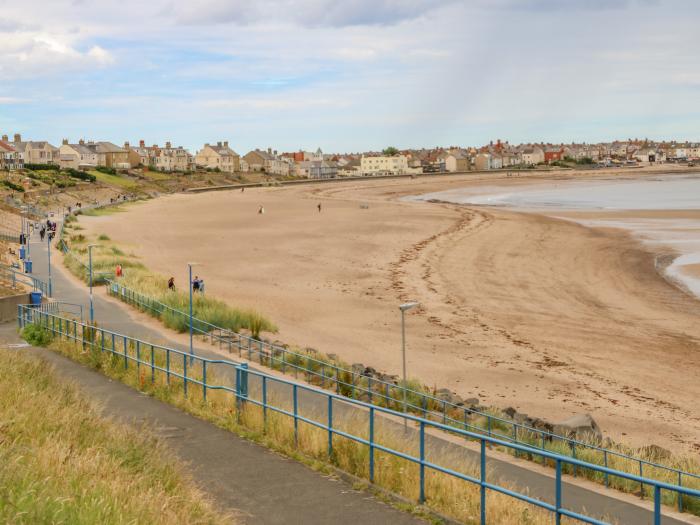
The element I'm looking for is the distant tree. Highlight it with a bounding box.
[382,146,399,156]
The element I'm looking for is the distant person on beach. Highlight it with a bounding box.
[193,276,200,293]
[115,264,123,278]
[317,203,322,213]
[40,228,45,241]
[168,277,175,291]
[258,205,265,214]
[199,279,205,294]
[241,187,244,193]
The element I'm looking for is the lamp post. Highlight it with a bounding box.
[47,232,52,297]
[399,301,420,430]
[187,262,200,363]
[88,244,98,324]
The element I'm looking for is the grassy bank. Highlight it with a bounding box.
[0,346,232,524]
[60,216,276,338]
[27,323,585,525]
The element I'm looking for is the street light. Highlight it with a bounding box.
[399,301,420,430]
[88,244,98,324]
[187,262,200,362]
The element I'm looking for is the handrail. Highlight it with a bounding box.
[17,305,700,525]
[56,204,700,507]
[0,263,50,296]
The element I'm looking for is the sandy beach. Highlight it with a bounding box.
[79,169,700,453]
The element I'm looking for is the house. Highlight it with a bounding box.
[242,148,289,176]
[444,150,470,172]
[296,160,338,179]
[360,155,409,175]
[544,147,564,163]
[634,148,659,163]
[154,142,194,172]
[0,140,23,170]
[58,140,100,169]
[520,146,545,165]
[337,158,361,176]
[474,152,503,170]
[89,141,130,168]
[3,134,59,165]
[196,142,240,172]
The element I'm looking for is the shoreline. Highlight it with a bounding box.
[76,170,700,453]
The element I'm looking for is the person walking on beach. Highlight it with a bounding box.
[192,276,200,293]
[199,278,205,294]
[258,205,265,215]
[115,264,123,278]
[39,228,45,241]
[317,203,322,213]
[168,277,175,291]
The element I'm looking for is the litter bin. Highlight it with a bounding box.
[30,291,42,306]
[24,260,32,274]
[19,246,26,260]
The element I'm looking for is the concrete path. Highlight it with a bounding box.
[1,323,424,525]
[22,230,699,525]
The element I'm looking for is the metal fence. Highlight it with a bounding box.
[17,305,700,525]
[55,209,700,509]
[0,263,50,296]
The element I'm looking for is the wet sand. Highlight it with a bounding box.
[79,169,700,453]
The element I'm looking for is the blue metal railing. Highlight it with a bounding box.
[17,305,700,525]
[55,207,700,508]
[0,263,50,296]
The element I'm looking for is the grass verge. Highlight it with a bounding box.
[26,322,609,525]
[0,347,232,524]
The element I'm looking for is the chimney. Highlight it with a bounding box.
[267,147,272,154]
[79,139,85,145]
[124,141,130,149]
[139,139,145,148]
[166,141,171,149]
[217,141,222,147]
[14,133,21,142]
[223,141,229,148]
[62,139,68,145]
[273,150,277,156]
[1,134,7,142]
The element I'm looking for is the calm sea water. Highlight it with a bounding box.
[412,175,700,298]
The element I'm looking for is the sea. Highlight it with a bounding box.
[412,174,700,299]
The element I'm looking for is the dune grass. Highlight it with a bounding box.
[88,170,139,190]
[33,323,588,525]
[0,347,232,525]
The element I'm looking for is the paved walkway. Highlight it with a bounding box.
[1,324,423,525]
[21,230,698,525]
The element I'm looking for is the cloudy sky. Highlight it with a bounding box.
[0,0,698,152]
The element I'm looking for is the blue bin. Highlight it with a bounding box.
[24,260,32,274]
[30,291,42,306]
[19,246,25,260]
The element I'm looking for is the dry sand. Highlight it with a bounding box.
[79,169,700,453]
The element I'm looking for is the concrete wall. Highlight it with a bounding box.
[0,293,30,323]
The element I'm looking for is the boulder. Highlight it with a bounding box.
[351,363,365,374]
[363,366,377,377]
[553,414,602,442]
[464,397,480,408]
[503,406,517,419]
[327,353,338,362]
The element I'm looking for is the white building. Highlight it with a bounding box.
[360,155,409,175]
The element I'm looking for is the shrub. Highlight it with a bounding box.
[98,234,111,241]
[21,324,54,346]
[23,163,56,171]
[96,166,117,175]
[2,180,24,192]
[64,168,96,182]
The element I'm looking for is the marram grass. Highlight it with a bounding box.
[0,348,233,525]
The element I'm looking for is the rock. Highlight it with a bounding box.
[464,398,480,407]
[503,407,517,419]
[640,444,671,461]
[304,347,318,355]
[327,353,338,362]
[530,418,554,434]
[363,366,377,377]
[351,363,365,374]
[553,414,602,442]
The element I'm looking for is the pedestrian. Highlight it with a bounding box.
[199,278,205,294]
[115,264,123,278]
[241,187,244,193]
[48,231,55,242]
[40,228,45,241]
[317,203,322,213]
[192,275,200,293]
[258,205,265,214]
[168,276,175,291]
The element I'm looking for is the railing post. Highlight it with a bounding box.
[202,361,207,402]
[327,396,333,458]
[166,349,170,385]
[183,353,188,397]
[678,471,683,513]
[368,376,372,404]
[555,459,562,525]
[293,383,298,446]
[640,462,644,499]
[654,485,661,525]
[262,375,267,430]
[480,439,486,525]
[136,340,141,373]
[123,336,128,369]
[419,420,425,503]
[151,345,155,384]
[572,443,577,477]
[604,450,609,488]
[111,332,115,356]
[365,405,375,483]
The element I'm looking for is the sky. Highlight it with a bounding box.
[0,0,699,153]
